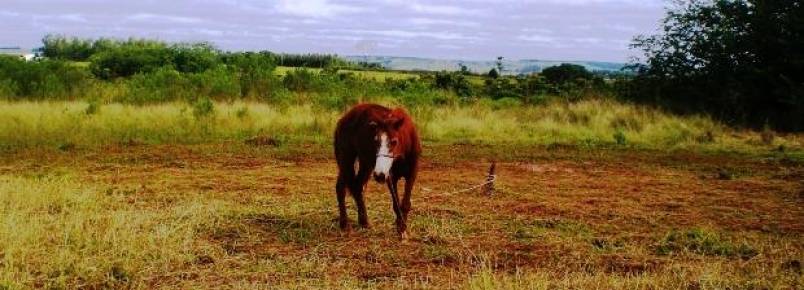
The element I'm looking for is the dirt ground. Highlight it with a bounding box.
[1,143,802,289]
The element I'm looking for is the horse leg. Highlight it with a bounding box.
[352,163,372,228]
[336,174,349,230]
[335,151,356,231]
[387,175,405,236]
[400,175,415,232]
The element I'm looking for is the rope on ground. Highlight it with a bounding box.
[424,174,496,199]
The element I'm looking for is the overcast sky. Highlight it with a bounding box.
[1,0,667,62]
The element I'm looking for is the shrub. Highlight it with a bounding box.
[613,130,627,145]
[541,63,593,84]
[122,67,190,104]
[235,107,249,119]
[387,78,452,106]
[283,68,319,92]
[192,97,215,119]
[274,53,347,68]
[171,43,220,74]
[493,97,522,110]
[85,99,100,115]
[484,77,520,100]
[433,71,474,99]
[222,52,277,98]
[90,46,173,79]
[0,57,91,99]
[188,66,241,100]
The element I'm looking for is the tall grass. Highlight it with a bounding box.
[0,174,232,289]
[0,99,800,154]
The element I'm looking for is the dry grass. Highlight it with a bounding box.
[0,143,801,289]
[1,100,802,159]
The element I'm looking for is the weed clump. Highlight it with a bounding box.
[85,100,100,115]
[245,135,280,147]
[613,129,627,146]
[192,97,215,119]
[656,228,757,259]
[235,106,249,119]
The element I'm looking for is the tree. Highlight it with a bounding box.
[42,34,94,60]
[629,0,804,131]
[541,63,593,84]
[171,43,220,73]
[458,63,470,75]
[89,46,173,79]
[487,68,499,79]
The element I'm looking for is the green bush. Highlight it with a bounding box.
[188,66,241,100]
[387,78,453,106]
[121,67,190,104]
[613,130,627,145]
[171,43,220,73]
[90,46,173,79]
[541,63,594,84]
[0,57,91,99]
[192,97,215,119]
[283,68,319,92]
[222,52,277,99]
[493,97,522,110]
[433,71,474,99]
[85,99,100,115]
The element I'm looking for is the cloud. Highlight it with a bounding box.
[517,34,556,44]
[522,0,661,6]
[380,0,480,16]
[58,14,88,23]
[0,10,21,17]
[336,29,483,41]
[409,3,479,15]
[436,43,462,50]
[573,37,602,44]
[276,0,367,18]
[127,13,202,24]
[409,18,479,27]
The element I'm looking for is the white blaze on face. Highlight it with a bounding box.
[374,133,393,177]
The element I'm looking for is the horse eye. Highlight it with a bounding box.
[390,139,398,146]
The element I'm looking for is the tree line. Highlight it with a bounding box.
[5,0,803,131]
[627,0,803,131]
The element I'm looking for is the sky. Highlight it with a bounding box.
[1,0,667,62]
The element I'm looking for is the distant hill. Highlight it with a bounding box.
[344,56,625,74]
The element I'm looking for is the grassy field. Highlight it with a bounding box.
[0,100,802,289]
[274,66,488,85]
[1,100,802,156]
[275,66,420,81]
[0,143,801,289]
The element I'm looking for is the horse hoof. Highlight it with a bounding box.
[399,231,409,240]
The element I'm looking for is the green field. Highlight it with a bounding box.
[1,99,802,288]
[275,66,420,81]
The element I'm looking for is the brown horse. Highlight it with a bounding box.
[334,103,421,237]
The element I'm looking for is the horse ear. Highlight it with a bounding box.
[392,116,405,128]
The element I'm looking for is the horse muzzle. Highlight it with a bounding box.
[373,172,387,183]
